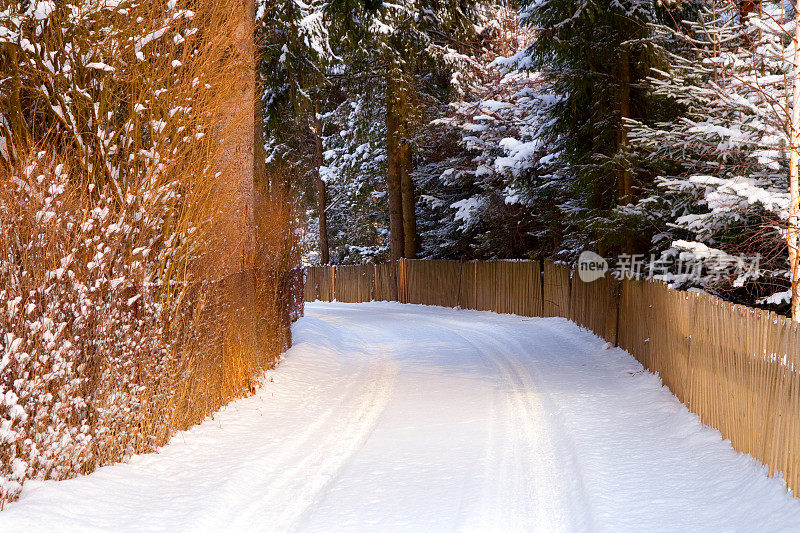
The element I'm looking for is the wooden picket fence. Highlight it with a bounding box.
[304,258,800,496]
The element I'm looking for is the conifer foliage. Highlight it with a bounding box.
[626,1,800,308]
[287,0,800,316]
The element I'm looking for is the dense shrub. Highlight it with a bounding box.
[0,0,300,505]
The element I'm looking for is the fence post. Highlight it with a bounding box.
[400,260,403,302]
[396,258,408,304]
[473,261,478,310]
[403,258,408,303]
[457,260,463,309]
[566,263,573,319]
[538,260,544,317]
[331,264,336,301]
[612,275,621,347]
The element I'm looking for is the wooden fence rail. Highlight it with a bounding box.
[304,258,800,497]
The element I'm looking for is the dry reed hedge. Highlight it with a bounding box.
[307,259,800,497]
[0,0,300,506]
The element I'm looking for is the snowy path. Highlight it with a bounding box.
[4,302,800,532]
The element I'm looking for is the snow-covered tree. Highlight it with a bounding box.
[319,0,493,260]
[514,0,674,257]
[626,1,800,310]
[258,0,331,262]
[320,87,390,263]
[414,6,555,259]
[278,0,499,264]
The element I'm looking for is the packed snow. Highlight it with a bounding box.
[3,301,800,532]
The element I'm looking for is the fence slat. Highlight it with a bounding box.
[406,259,461,307]
[543,261,570,317]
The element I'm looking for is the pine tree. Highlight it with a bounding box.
[414,5,552,259]
[517,0,662,256]
[626,1,797,308]
[258,0,331,263]
[323,0,488,260]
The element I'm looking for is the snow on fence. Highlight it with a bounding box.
[304,259,800,496]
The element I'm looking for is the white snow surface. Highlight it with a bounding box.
[3,301,800,532]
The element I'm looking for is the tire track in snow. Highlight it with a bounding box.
[7,303,800,532]
[265,321,400,532]
[441,317,595,532]
[197,324,398,532]
[266,359,396,532]
[437,323,544,528]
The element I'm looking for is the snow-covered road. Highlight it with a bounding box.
[4,301,800,532]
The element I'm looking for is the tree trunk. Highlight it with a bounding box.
[386,72,405,260]
[313,102,330,264]
[789,1,800,321]
[400,139,416,258]
[617,47,634,254]
[739,1,761,48]
[617,48,633,206]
